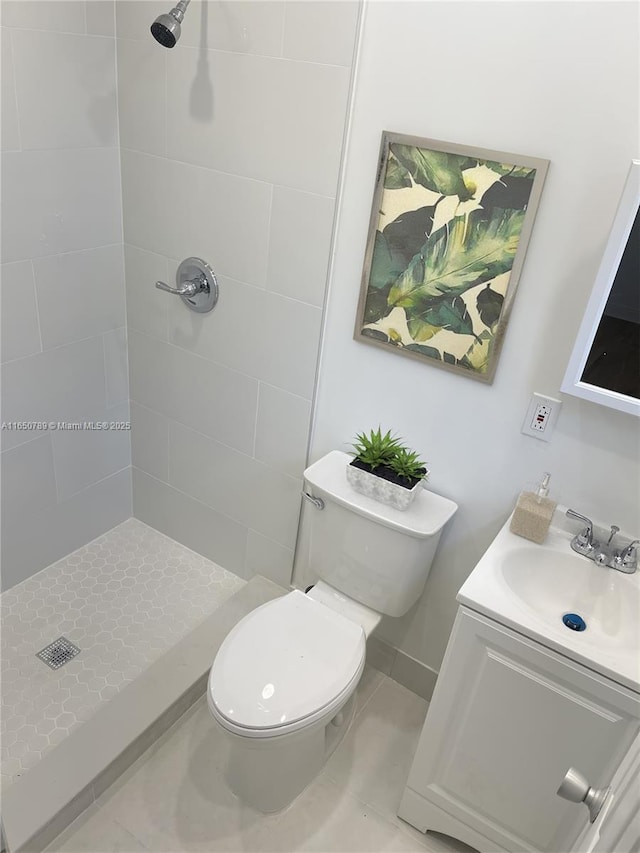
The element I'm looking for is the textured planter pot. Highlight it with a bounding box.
[345,463,427,511]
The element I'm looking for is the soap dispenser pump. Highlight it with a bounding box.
[509,472,557,544]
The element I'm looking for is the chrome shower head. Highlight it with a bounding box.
[150,0,190,48]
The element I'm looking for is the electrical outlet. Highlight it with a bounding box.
[522,393,562,441]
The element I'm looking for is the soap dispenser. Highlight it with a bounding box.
[509,472,557,544]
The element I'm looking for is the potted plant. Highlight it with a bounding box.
[346,428,429,511]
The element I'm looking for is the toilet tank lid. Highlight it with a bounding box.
[304,451,458,539]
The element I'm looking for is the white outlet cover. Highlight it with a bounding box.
[522,392,562,441]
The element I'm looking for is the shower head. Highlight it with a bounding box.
[150,0,191,48]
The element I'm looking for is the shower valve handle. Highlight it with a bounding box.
[153,257,219,314]
[155,276,204,297]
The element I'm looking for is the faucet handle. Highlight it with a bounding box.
[566,509,595,548]
[614,540,639,573]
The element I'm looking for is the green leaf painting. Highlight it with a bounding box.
[390,143,474,200]
[357,134,547,381]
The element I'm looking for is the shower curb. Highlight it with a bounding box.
[1,576,285,853]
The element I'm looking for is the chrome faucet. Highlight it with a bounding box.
[566,510,638,574]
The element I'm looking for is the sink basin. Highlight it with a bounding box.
[500,548,637,652]
[458,510,640,692]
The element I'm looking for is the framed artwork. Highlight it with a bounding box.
[354,132,549,383]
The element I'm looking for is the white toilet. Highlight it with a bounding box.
[207,450,458,812]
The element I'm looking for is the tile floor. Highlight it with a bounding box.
[0,519,245,786]
[45,670,475,853]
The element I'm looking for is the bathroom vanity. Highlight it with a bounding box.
[398,512,640,853]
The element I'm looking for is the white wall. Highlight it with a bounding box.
[307,1,640,674]
[117,1,360,585]
[0,1,131,590]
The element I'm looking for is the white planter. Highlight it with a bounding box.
[345,463,426,511]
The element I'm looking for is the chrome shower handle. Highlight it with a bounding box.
[155,276,203,297]
[153,257,218,313]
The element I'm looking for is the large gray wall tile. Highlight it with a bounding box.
[121,150,271,287]
[1,261,41,362]
[170,283,322,397]
[128,330,258,455]
[282,1,360,66]
[130,403,169,482]
[267,187,336,307]
[169,422,302,549]
[166,48,351,196]
[51,402,131,500]
[86,1,116,37]
[1,1,86,32]
[245,529,294,588]
[1,469,131,591]
[1,30,20,151]
[1,337,107,451]
[178,1,285,55]
[124,244,168,341]
[104,328,129,408]
[132,468,247,576]
[33,246,125,349]
[255,383,311,479]
[1,148,122,263]
[117,37,166,157]
[1,435,57,520]
[11,29,118,149]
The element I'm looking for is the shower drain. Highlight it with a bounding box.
[36,637,81,670]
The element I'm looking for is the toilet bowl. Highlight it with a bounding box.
[207,450,458,812]
[207,586,372,812]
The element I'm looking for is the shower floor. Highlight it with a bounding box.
[0,518,246,789]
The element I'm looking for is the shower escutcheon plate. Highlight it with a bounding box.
[155,256,219,313]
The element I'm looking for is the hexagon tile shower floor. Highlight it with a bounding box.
[0,519,244,786]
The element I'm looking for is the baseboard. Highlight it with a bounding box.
[367,637,438,701]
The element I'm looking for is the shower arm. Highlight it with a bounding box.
[170,0,190,24]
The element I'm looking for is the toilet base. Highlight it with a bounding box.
[223,691,356,812]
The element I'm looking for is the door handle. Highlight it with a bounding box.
[557,766,609,823]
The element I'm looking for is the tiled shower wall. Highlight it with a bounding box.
[118,1,360,586]
[0,1,131,591]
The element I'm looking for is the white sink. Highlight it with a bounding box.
[458,510,640,692]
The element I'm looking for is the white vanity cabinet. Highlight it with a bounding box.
[397,607,640,853]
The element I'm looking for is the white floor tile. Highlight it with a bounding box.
[43,674,468,853]
[44,804,148,853]
[323,677,429,822]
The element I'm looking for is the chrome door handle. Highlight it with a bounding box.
[557,766,609,823]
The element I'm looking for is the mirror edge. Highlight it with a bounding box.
[561,159,640,417]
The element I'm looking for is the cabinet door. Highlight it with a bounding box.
[569,729,640,853]
[403,608,640,853]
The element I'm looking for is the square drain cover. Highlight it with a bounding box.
[36,637,81,670]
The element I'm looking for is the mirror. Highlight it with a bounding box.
[562,160,640,416]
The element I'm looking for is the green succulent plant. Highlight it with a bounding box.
[387,447,427,482]
[351,427,403,470]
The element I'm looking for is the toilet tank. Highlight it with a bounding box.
[303,451,458,618]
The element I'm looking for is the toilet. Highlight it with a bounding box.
[207,450,458,812]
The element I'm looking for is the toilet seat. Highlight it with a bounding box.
[208,590,366,739]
